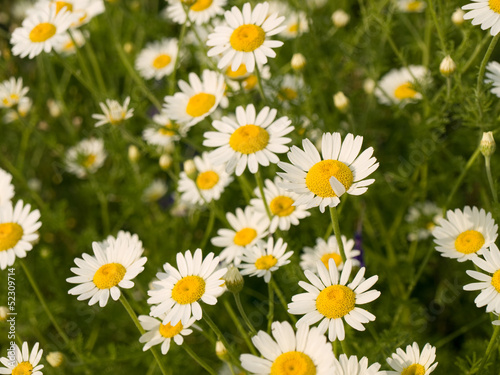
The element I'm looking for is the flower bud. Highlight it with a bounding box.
[0,306,8,321]
[291,53,306,71]
[333,91,349,112]
[183,159,197,179]
[46,352,64,368]
[215,341,228,360]
[363,78,376,95]
[123,42,133,54]
[128,145,140,163]
[47,99,61,118]
[332,10,350,28]
[481,131,496,157]
[452,8,465,26]
[439,55,456,77]
[159,154,173,170]
[223,265,244,293]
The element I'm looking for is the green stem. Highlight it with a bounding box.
[88,175,110,235]
[169,15,188,95]
[203,309,239,364]
[82,35,107,95]
[329,206,346,262]
[224,299,258,355]
[485,156,498,204]
[476,325,500,374]
[271,278,297,324]
[255,64,268,103]
[200,204,216,249]
[461,36,490,74]
[267,278,275,333]
[182,344,218,375]
[426,0,446,53]
[404,244,434,300]
[477,34,500,95]
[15,113,34,172]
[255,169,272,221]
[234,293,257,336]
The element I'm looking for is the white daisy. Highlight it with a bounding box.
[0,77,29,109]
[53,28,86,55]
[333,354,384,375]
[386,342,438,375]
[300,235,360,274]
[288,259,380,341]
[405,201,442,242]
[147,249,227,325]
[238,237,293,283]
[10,3,75,59]
[177,152,233,206]
[277,74,305,104]
[0,342,44,375]
[27,0,105,27]
[135,38,179,80]
[0,200,41,270]
[92,96,134,127]
[463,244,500,313]
[165,0,226,25]
[211,206,270,265]
[163,70,225,127]
[65,138,107,178]
[138,315,196,355]
[374,65,429,106]
[277,132,379,213]
[143,111,189,150]
[250,176,310,233]
[225,63,271,92]
[432,206,497,262]
[3,97,33,123]
[67,232,147,307]
[203,104,294,176]
[268,1,309,38]
[142,179,168,202]
[463,0,500,36]
[240,321,335,375]
[207,2,286,73]
[0,169,15,207]
[397,0,426,13]
[485,61,500,98]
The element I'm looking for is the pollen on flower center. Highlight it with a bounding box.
[29,22,57,43]
[320,253,342,269]
[191,0,213,12]
[229,124,270,154]
[186,93,216,118]
[270,351,317,375]
[316,285,355,319]
[490,0,500,14]
[270,196,295,217]
[394,82,418,100]
[55,1,73,13]
[255,255,278,270]
[491,270,500,293]
[305,160,353,198]
[152,54,172,69]
[454,230,485,254]
[196,171,219,190]
[0,223,24,252]
[159,321,183,338]
[230,24,266,52]
[93,263,126,289]
[171,275,206,304]
[233,227,257,246]
[401,364,425,375]
[12,361,34,375]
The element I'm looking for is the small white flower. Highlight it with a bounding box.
[92,97,134,127]
[138,315,196,354]
[135,38,179,80]
[142,179,168,202]
[165,0,226,25]
[386,342,438,375]
[374,65,429,106]
[0,342,44,375]
[65,138,107,178]
[0,77,29,109]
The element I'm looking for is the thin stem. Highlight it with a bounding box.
[271,278,297,324]
[267,278,275,333]
[203,309,239,364]
[426,0,446,53]
[254,64,268,103]
[15,113,34,171]
[329,206,346,262]
[88,175,110,235]
[476,325,500,374]
[182,344,218,375]
[255,169,272,221]
[169,14,189,95]
[82,35,107,95]
[234,293,257,336]
[224,299,258,355]
[477,34,500,95]
[485,156,498,203]
[200,204,216,249]
[404,244,434,300]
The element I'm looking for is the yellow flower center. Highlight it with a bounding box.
[226,64,249,80]
[29,22,57,43]
[316,285,355,319]
[279,88,298,101]
[82,154,96,169]
[186,93,216,118]
[407,1,423,11]
[454,230,485,254]
[233,227,257,246]
[230,24,266,52]
[320,253,342,269]
[2,94,19,107]
[270,351,316,375]
[288,23,299,33]
[491,270,500,293]
[401,364,425,375]
[54,1,73,13]
[171,275,206,304]
[394,82,418,100]
[490,0,500,13]
[159,321,184,338]
[305,160,353,198]
[0,223,24,252]
[244,75,258,90]
[229,124,270,154]
[152,54,172,69]
[12,361,34,375]
[93,263,126,289]
[190,0,213,12]
[270,196,295,217]
[196,171,219,190]
[255,255,278,270]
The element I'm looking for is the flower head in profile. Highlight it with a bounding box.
[0,168,15,207]
[143,111,188,150]
[165,0,226,25]
[27,0,105,27]
[142,179,168,203]
[333,354,384,375]
[386,342,438,375]
[0,77,29,109]
[65,138,107,179]
[92,97,134,127]
[0,342,44,375]
[405,201,442,241]
[374,65,429,106]
[485,61,500,98]
[397,0,426,13]
[135,38,179,80]
[462,0,500,36]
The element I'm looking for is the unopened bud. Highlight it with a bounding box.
[47,99,61,118]
[184,159,197,179]
[363,78,376,94]
[452,8,465,26]
[332,10,350,28]
[333,92,349,112]
[223,265,244,293]
[123,42,133,54]
[46,352,64,368]
[215,341,228,360]
[128,145,140,163]
[0,306,8,321]
[291,53,306,71]
[440,55,456,77]
[159,154,173,170]
[481,131,496,157]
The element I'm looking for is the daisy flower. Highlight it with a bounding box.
[0,168,15,207]
[165,0,226,25]
[163,70,225,127]
[240,321,335,375]
[0,200,41,270]
[238,237,293,283]
[67,232,147,307]
[288,259,380,341]
[225,64,271,92]
[374,65,429,106]
[432,206,497,262]
[0,77,29,109]
[27,0,105,27]
[386,342,438,375]
[277,74,305,104]
[463,0,500,36]
[0,342,44,375]
[92,96,134,127]
[177,152,233,206]
[143,111,188,150]
[142,179,168,202]
[135,38,179,80]
[138,315,196,355]
[277,132,379,213]
[53,28,86,55]
[485,61,500,98]
[203,104,294,176]
[333,354,384,375]
[405,201,442,242]
[211,206,270,265]
[147,249,227,325]
[10,3,75,59]
[250,176,310,233]
[397,0,426,13]
[300,235,360,274]
[3,97,32,123]
[65,138,107,178]
[207,2,286,73]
